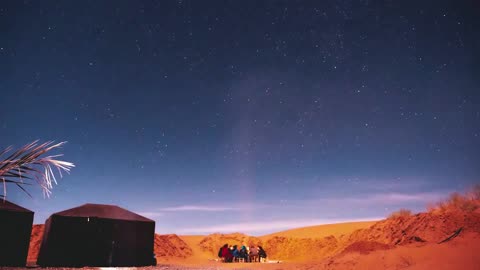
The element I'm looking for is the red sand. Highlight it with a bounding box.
[27,207,480,269]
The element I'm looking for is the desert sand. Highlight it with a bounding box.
[26,205,480,270]
[261,221,377,240]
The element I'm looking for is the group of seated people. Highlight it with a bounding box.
[218,244,267,263]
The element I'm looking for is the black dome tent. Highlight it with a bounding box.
[37,203,156,267]
[0,200,34,267]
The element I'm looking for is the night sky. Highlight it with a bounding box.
[1,1,479,235]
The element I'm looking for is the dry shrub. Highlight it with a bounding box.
[388,208,412,219]
[428,186,480,214]
[466,184,480,200]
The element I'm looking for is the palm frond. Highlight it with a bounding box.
[0,141,74,198]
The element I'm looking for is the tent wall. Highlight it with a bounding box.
[37,215,155,267]
[0,209,34,266]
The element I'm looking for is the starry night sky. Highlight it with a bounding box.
[1,1,479,235]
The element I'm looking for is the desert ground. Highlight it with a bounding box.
[25,196,480,270]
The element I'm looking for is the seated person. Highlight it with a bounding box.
[232,245,240,261]
[249,245,259,262]
[258,246,267,262]
[221,244,233,262]
[239,245,248,262]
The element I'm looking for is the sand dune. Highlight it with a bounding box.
[27,224,44,264]
[346,210,480,246]
[27,207,480,269]
[154,234,193,260]
[261,220,376,240]
[313,232,480,270]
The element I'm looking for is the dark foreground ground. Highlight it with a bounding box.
[0,262,289,270]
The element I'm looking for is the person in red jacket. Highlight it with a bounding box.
[220,244,233,262]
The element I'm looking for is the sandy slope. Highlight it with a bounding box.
[155,233,480,269]
[158,210,480,269]
[261,220,376,240]
[26,211,480,269]
[179,221,378,262]
[154,234,193,261]
[27,224,44,264]
[179,235,214,262]
[313,232,480,270]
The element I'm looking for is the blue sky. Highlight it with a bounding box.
[1,1,479,235]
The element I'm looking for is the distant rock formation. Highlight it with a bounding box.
[154,234,193,259]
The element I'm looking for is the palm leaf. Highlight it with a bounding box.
[0,141,74,199]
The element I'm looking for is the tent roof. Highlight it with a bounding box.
[0,200,33,213]
[52,203,153,222]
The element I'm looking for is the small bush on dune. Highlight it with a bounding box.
[448,192,477,211]
[428,186,480,214]
[388,209,412,219]
[466,184,480,200]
